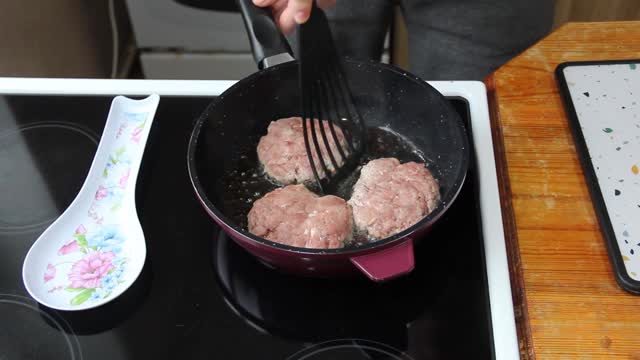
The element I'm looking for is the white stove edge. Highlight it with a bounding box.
[0,77,520,360]
[438,81,520,360]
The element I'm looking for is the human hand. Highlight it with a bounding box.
[252,0,336,33]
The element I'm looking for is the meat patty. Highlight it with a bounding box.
[257,117,347,184]
[348,158,440,240]
[248,184,353,249]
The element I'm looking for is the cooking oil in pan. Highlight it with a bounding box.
[220,126,428,247]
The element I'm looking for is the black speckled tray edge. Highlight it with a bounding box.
[556,59,640,294]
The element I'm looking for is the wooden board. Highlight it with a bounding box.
[486,22,640,359]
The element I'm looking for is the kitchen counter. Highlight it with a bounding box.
[486,22,640,359]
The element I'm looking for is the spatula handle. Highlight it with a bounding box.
[236,0,294,69]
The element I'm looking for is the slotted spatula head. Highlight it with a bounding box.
[298,1,366,194]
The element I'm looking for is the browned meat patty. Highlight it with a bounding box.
[348,158,440,240]
[257,117,347,184]
[248,184,353,249]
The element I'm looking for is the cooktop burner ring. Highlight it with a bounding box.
[0,293,82,360]
[0,121,99,233]
[212,229,442,346]
[287,339,415,360]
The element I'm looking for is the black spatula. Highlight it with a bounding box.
[297,1,366,194]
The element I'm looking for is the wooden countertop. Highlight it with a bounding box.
[486,22,640,359]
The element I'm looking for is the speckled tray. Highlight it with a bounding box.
[557,60,640,294]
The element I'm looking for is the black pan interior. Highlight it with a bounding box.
[189,59,469,253]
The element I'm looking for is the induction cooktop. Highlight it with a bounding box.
[0,79,518,360]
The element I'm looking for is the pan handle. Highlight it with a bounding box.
[350,240,415,282]
[236,0,294,69]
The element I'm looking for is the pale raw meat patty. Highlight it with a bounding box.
[257,117,347,184]
[348,158,440,240]
[248,185,353,249]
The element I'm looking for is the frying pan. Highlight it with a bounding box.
[187,0,469,281]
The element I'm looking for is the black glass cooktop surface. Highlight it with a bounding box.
[0,95,493,359]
